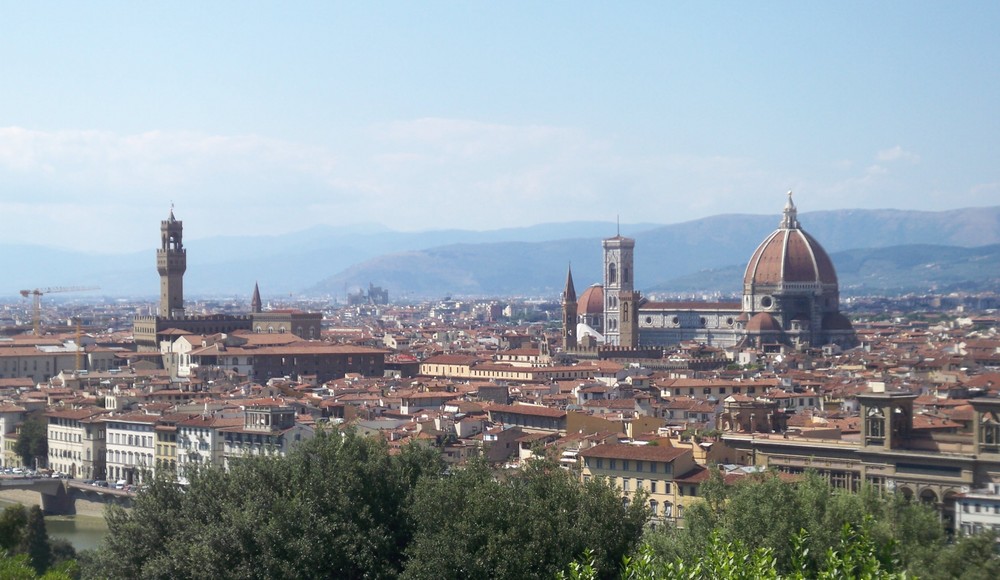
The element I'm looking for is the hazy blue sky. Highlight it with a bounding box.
[2,2,999,252]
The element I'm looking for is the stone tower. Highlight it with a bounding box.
[561,265,578,350]
[618,290,640,348]
[157,208,186,317]
[251,282,262,314]
[602,233,635,346]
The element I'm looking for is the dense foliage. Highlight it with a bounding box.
[642,470,1000,579]
[14,416,48,468]
[83,430,440,579]
[0,505,78,579]
[82,430,647,579]
[562,522,908,580]
[403,458,648,580]
[81,434,1000,579]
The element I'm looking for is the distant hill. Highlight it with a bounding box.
[3,206,998,300]
[654,244,1000,296]
[308,206,1000,299]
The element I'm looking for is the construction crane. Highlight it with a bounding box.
[19,286,100,336]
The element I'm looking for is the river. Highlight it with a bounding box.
[0,499,109,552]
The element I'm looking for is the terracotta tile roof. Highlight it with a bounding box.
[487,403,566,419]
[579,443,689,463]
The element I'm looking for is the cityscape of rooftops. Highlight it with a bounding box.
[1,4,999,579]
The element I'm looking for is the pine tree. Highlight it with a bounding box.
[17,506,51,575]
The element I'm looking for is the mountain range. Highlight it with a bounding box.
[2,206,998,301]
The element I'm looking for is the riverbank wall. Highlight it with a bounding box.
[0,488,112,518]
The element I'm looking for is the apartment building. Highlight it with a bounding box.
[45,408,108,478]
[579,442,702,527]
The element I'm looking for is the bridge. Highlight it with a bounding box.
[0,476,133,515]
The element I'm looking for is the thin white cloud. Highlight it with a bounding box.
[876,145,920,163]
[0,126,341,201]
[1,121,945,253]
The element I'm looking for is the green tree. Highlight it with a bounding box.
[18,507,51,575]
[0,504,28,552]
[645,469,1000,578]
[0,552,75,580]
[83,429,442,579]
[14,416,48,468]
[563,522,908,579]
[403,457,648,580]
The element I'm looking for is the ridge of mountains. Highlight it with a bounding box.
[2,206,998,301]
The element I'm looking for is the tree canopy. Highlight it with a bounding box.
[643,470,1000,579]
[0,504,77,580]
[403,458,648,580]
[14,416,48,468]
[83,430,648,580]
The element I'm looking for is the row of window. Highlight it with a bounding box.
[106,450,153,466]
[108,433,153,448]
[621,477,668,494]
[961,502,1000,514]
[49,431,82,443]
[155,444,177,457]
[587,457,671,475]
[49,448,86,460]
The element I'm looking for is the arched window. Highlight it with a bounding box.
[608,263,617,285]
[623,267,630,284]
[649,499,658,516]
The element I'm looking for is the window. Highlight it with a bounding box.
[649,481,657,494]
[622,478,630,492]
[636,461,643,472]
[622,460,629,471]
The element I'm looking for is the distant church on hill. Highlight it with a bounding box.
[132,208,322,351]
[561,193,856,353]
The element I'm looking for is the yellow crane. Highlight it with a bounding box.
[18,286,100,336]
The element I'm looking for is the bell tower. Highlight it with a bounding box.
[561,265,578,350]
[157,207,186,317]
[602,232,635,346]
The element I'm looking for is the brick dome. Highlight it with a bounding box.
[744,193,837,287]
[746,312,781,333]
[577,284,604,316]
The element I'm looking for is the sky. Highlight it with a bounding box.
[1,2,999,253]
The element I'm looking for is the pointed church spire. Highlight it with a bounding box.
[251,281,262,313]
[781,190,799,229]
[563,264,577,303]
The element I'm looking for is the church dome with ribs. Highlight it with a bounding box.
[577,284,605,315]
[744,193,837,287]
